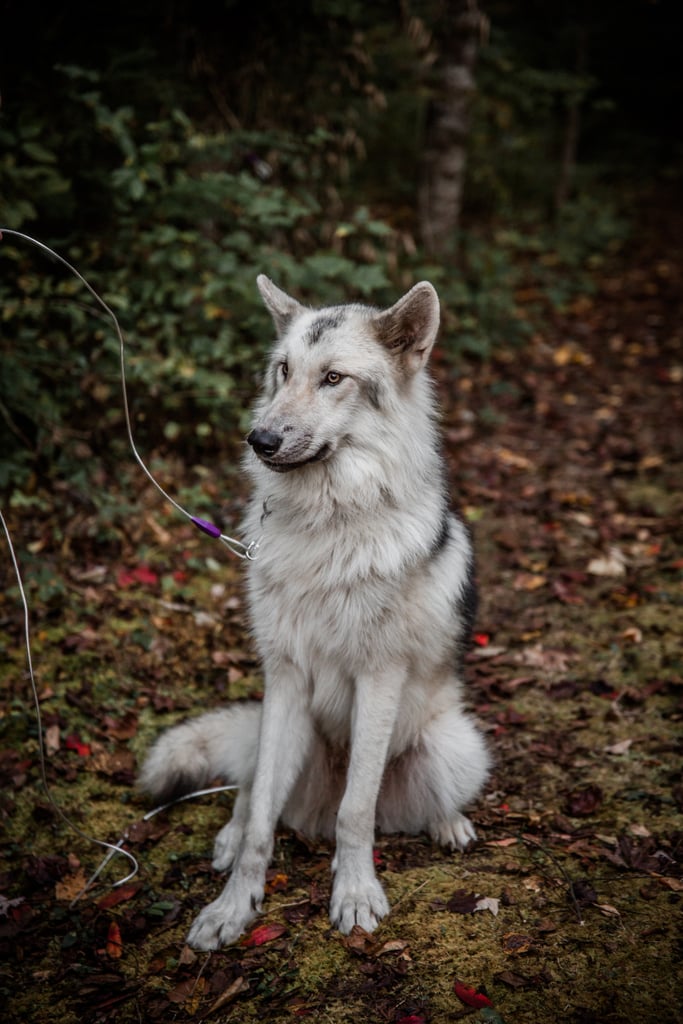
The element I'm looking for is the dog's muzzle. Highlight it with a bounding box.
[247,428,331,471]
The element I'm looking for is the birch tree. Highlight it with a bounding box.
[418,0,486,255]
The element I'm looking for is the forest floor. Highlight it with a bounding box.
[1,207,682,1024]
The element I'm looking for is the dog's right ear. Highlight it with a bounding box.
[257,275,304,336]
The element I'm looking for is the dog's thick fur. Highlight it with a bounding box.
[139,277,490,950]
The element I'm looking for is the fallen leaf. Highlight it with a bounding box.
[472,645,508,659]
[101,711,139,741]
[64,734,91,758]
[167,976,206,1011]
[376,938,410,956]
[604,738,633,755]
[588,547,626,577]
[106,921,123,959]
[660,877,683,892]
[495,446,535,471]
[117,564,159,588]
[518,644,572,671]
[475,896,500,916]
[502,932,534,955]
[240,922,286,947]
[597,903,621,917]
[205,976,249,1015]
[0,895,25,918]
[494,970,535,990]
[513,572,547,591]
[45,724,60,756]
[571,879,598,905]
[553,342,592,367]
[96,883,142,910]
[446,890,479,914]
[264,872,288,894]
[55,868,88,902]
[342,926,377,955]
[565,784,603,817]
[178,944,198,966]
[454,980,493,1008]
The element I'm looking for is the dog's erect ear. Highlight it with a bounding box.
[257,275,304,336]
[373,282,440,373]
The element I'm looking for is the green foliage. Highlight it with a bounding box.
[0,8,635,497]
[0,68,397,492]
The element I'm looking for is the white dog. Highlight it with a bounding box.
[139,276,490,949]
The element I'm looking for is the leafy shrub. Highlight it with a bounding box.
[0,68,398,492]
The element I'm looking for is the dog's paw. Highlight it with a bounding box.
[429,811,477,851]
[186,885,260,950]
[212,821,243,872]
[329,873,390,934]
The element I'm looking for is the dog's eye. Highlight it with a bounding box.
[323,371,343,386]
[280,360,289,381]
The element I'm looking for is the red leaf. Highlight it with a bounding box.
[117,565,159,588]
[96,883,141,910]
[65,734,91,757]
[454,980,493,1009]
[240,923,286,947]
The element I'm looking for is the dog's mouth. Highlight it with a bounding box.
[259,443,332,473]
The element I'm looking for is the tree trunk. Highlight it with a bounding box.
[418,0,484,256]
[554,26,589,214]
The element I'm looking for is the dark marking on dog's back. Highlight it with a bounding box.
[306,311,346,346]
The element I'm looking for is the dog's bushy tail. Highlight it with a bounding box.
[138,703,261,803]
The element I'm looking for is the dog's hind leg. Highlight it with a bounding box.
[377,704,490,847]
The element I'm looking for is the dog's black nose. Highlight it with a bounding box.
[247,428,282,457]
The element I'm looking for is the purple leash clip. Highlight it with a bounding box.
[191,516,223,539]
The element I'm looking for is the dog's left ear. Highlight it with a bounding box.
[257,275,304,336]
[373,282,440,373]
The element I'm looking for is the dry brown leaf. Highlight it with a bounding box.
[513,572,547,592]
[45,724,61,756]
[55,868,88,902]
[597,903,621,917]
[206,976,249,1015]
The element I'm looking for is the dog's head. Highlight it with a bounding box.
[247,277,440,473]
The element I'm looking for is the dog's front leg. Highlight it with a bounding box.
[330,666,405,934]
[187,664,312,950]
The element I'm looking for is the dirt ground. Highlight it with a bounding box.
[1,214,681,1023]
